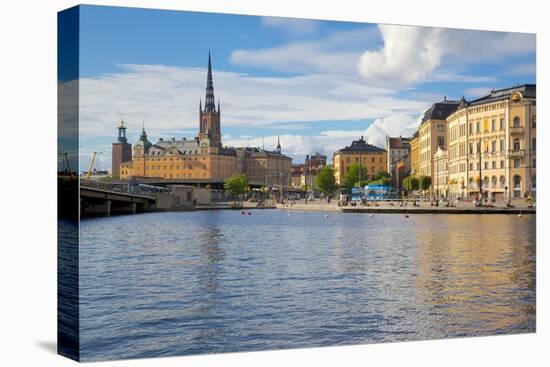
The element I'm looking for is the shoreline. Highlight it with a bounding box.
[276,203,535,215]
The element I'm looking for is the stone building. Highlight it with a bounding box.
[119,53,292,190]
[333,136,387,185]
[111,119,132,178]
[386,136,411,186]
[418,98,461,181]
[446,84,536,200]
[410,131,420,176]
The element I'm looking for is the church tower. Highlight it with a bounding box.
[111,117,132,178]
[199,51,222,151]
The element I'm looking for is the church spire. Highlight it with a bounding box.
[204,50,216,113]
[276,135,281,154]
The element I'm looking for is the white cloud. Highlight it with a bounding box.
[79,64,431,140]
[363,113,419,148]
[230,27,378,74]
[358,25,535,87]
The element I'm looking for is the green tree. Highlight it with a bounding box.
[224,174,249,203]
[343,163,368,190]
[403,176,419,192]
[419,175,432,191]
[316,165,337,195]
[376,171,390,180]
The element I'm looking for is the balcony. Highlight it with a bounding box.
[508,149,525,158]
[510,126,525,135]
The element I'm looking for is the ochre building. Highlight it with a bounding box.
[333,136,387,185]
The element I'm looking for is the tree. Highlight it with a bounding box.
[343,163,368,190]
[419,175,432,191]
[403,176,419,192]
[376,171,390,180]
[316,165,337,196]
[224,174,248,203]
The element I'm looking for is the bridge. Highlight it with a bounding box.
[80,181,159,217]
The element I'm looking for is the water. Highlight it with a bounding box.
[77,210,536,361]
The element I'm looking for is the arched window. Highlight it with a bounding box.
[469,177,474,189]
[513,138,520,151]
[483,176,490,188]
[513,116,521,128]
[499,175,505,188]
[491,176,497,189]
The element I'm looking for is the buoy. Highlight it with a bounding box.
[241,211,245,215]
[248,212,252,215]
[325,214,329,218]
[405,214,410,219]
[518,212,523,218]
[369,214,373,217]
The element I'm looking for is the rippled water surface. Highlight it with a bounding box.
[78,210,535,361]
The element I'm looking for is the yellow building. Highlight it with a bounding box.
[418,98,461,184]
[120,53,292,189]
[410,131,420,176]
[433,146,449,197]
[446,84,536,200]
[333,136,387,185]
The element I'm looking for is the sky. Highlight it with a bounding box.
[68,5,536,171]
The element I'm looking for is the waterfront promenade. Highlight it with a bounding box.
[277,198,536,214]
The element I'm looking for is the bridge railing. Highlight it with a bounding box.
[80,179,164,198]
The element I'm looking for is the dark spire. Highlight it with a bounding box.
[276,135,281,154]
[218,100,220,114]
[204,51,216,113]
[199,98,202,112]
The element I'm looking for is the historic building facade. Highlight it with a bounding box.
[418,98,461,181]
[386,136,411,187]
[333,137,387,185]
[410,131,420,176]
[446,84,536,200]
[119,53,292,189]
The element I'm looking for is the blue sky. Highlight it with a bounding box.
[69,5,536,170]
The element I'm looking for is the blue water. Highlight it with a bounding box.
[77,210,535,361]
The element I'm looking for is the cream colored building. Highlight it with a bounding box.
[433,146,449,197]
[446,84,536,200]
[418,98,461,183]
[410,131,420,176]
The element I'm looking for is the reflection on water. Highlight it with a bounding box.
[77,211,535,361]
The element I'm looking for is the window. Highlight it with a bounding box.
[469,123,473,135]
[437,136,445,148]
[533,159,536,168]
[513,116,521,128]
[514,159,520,168]
[500,139,505,151]
[491,119,496,131]
[532,116,536,128]
[500,160,504,169]
[476,121,480,133]
[469,163,473,171]
[491,141,496,152]
[492,161,496,169]
[532,137,536,150]
[469,143,473,154]
[484,162,488,170]
[513,138,520,151]
[500,118,505,130]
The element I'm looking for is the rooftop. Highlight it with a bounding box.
[337,136,386,154]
